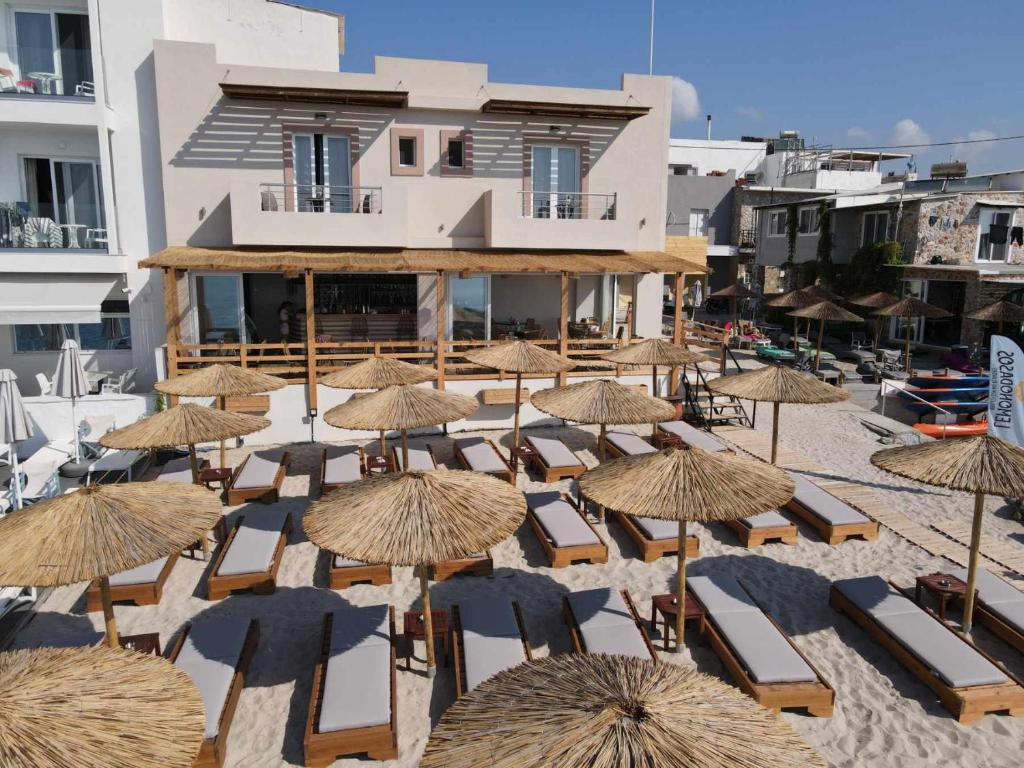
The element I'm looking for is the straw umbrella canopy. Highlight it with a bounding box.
[709,283,756,338]
[965,300,1024,335]
[324,384,476,469]
[788,300,864,372]
[305,469,525,675]
[849,291,901,350]
[0,645,206,768]
[766,288,817,349]
[803,283,843,302]
[0,482,222,648]
[421,655,824,768]
[580,447,793,649]
[155,364,286,468]
[0,369,33,510]
[461,341,574,452]
[52,338,89,461]
[872,435,1024,634]
[708,365,849,464]
[874,297,952,374]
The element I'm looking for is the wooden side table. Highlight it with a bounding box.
[509,444,537,476]
[403,609,449,670]
[119,632,161,656]
[199,466,232,491]
[365,454,392,475]
[915,572,969,621]
[650,593,706,651]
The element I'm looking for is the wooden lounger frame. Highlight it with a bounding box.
[785,489,880,545]
[304,609,398,766]
[453,438,515,484]
[724,518,799,549]
[389,443,439,473]
[432,550,494,581]
[602,434,655,460]
[527,493,608,568]
[166,618,260,768]
[85,552,179,611]
[206,512,292,601]
[830,581,1024,725]
[610,509,700,562]
[327,551,392,590]
[970,600,1024,655]
[653,425,736,455]
[522,435,586,483]
[694,581,834,717]
[563,589,657,661]
[451,600,532,698]
[225,451,291,505]
[318,447,365,497]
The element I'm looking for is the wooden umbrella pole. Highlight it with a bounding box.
[596,423,607,523]
[99,576,119,649]
[771,401,780,465]
[401,429,410,472]
[792,316,799,351]
[731,298,738,340]
[961,490,986,634]
[675,519,688,652]
[512,372,523,453]
[419,565,437,676]
[379,429,386,459]
[651,365,659,438]
[815,319,825,373]
[218,395,226,469]
[905,318,913,375]
[188,443,201,484]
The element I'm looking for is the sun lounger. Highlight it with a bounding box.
[156,455,210,483]
[724,511,799,548]
[610,509,700,562]
[18,444,67,504]
[432,551,494,580]
[167,616,259,768]
[523,434,585,482]
[603,431,657,458]
[319,446,364,496]
[304,605,398,766]
[452,597,532,697]
[785,473,879,545]
[206,509,292,600]
[654,420,734,453]
[390,444,437,472]
[525,491,608,568]
[328,555,392,590]
[453,437,514,483]
[830,576,1024,724]
[86,554,178,610]
[86,448,150,484]
[225,449,290,505]
[688,574,834,716]
[950,568,1024,654]
[563,587,656,660]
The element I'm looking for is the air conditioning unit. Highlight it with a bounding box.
[743,171,760,184]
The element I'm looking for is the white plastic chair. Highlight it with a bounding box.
[35,372,52,395]
[101,368,136,394]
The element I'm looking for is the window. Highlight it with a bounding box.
[977,209,1013,262]
[862,211,889,246]
[688,208,709,236]
[292,133,353,212]
[448,275,490,340]
[670,164,697,176]
[390,128,424,176]
[398,137,416,167]
[766,210,787,237]
[529,144,581,219]
[13,302,131,353]
[440,130,472,177]
[798,207,820,235]
[14,11,92,96]
[23,157,105,234]
[446,138,464,169]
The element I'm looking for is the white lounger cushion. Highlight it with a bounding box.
[333,555,368,568]
[525,492,599,548]
[459,598,526,691]
[174,617,250,740]
[216,509,289,577]
[834,576,919,619]
[687,575,759,615]
[320,605,391,733]
[233,449,285,490]
[631,515,678,541]
[158,457,194,483]
[605,432,656,455]
[742,511,792,529]
[711,611,816,684]
[951,568,1024,633]
[456,438,507,473]
[393,446,435,471]
[525,436,583,468]
[109,557,168,587]
[568,588,635,630]
[89,449,145,473]
[579,623,650,658]
[329,604,391,653]
[659,421,728,452]
[323,446,361,484]
[789,474,870,526]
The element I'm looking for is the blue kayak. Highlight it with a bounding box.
[905,401,988,415]
[907,375,989,388]
[899,387,989,401]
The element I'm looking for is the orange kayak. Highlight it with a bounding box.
[913,421,988,439]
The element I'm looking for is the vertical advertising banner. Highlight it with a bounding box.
[989,335,1024,447]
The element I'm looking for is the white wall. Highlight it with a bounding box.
[668,138,766,178]
[19,392,150,454]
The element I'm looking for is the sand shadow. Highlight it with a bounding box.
[7,609,103,649]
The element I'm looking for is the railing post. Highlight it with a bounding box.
[163,268,181,404]
[435,270,446,390]
[304,269,317,412]
[559,272,570,386]
[239,345,248,369]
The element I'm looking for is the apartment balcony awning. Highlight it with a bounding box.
[140,246,707,275]
[0,273,119,324]
[481,98,649,121]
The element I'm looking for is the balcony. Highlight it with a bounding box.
[1,47,98,126]
[484,190,635,250]
[229,181,408,247]
[0,203,119,274]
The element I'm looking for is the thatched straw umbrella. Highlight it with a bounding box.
[421,655,824,768]
[803,283,843,302]
[708,365,849,464]
[766,288,817,350]
[0,482,221,647]
[324,384,476,469]
[871,435,1024,633]
[320,356,437,456]
[709,283,756,339]
[155,364,286,468]
[0,645,206,768]
[305,470,525,676]
[873,297,952,375]
[788,300,864,372]
[461,341,573,452]
[580,447,793,649]
[849,291,901,350]
[965,300,1024,335]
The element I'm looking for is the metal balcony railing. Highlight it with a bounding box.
[739,227,758,249]
[519,191,617,221]
[258,184,383,214]
[0,203,107,250]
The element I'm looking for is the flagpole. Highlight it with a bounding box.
[649,0,655,75]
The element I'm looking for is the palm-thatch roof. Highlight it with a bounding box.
[0,646,205,768]
[965,300,1024,324]
[870,435,1024,497]
[420,655,825,768]
[788,300,864,323]
[99,404,270,449]
[324,385,477,430]
[531,379,675,425]
[707,366,850,405]
[579,447,794,523]
[461,341,574,374]
[802,283,843,302]
[155,364,287,396]
[765,288,818,309]
[304,470,526,565]
[709,282,755,299]
[0,482,222,586]
[873,296,952,319]
[848,291,900,309]
[601,338,712,367]
[320,356,437,389]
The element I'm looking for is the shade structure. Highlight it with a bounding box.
[848,291,901,349]
[766,288,819,349]
[710,283,756,340]
[871,435,1024,633]
[305,470,525,674]
[0,645,205,768]
[462,341,574,452]
[874,297,953,374]
[0,482,222,647]
[788,300,864,371]
[52,339,89,461]
[708,365,849,464]
[965,300,1024,333]
[420,654,824,768]
[802,283,843,302]
[580,446,793,649]
[0,369,33,510]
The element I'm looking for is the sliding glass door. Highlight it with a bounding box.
[449,276,490,341]
[14,11,92,95]
[192,273,246,344]
[24,158,105,231]
[531,144,580,219]
[293,133,353,212]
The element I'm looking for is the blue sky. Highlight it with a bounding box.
[308,0,1024,176]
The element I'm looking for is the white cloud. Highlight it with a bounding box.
[670,77,700,123]
[891,118,930,147]
[952,129,998,165]
[735,105,761,121]
[845,126,872,142]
